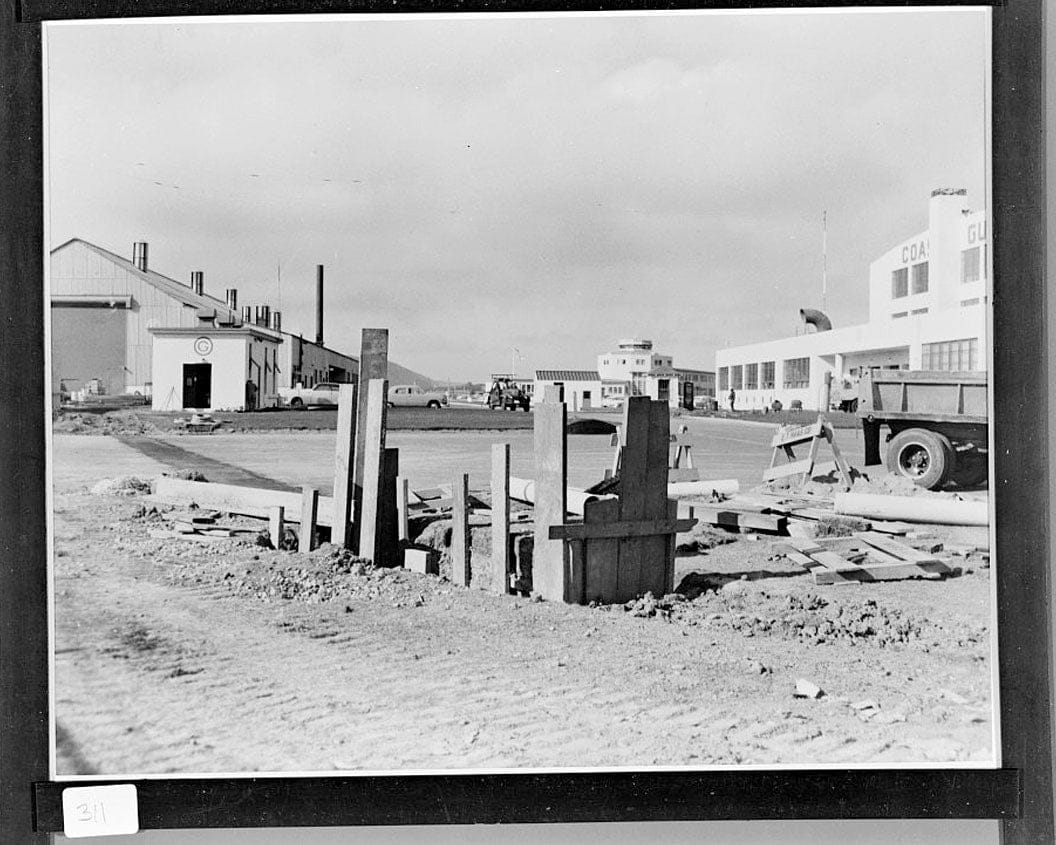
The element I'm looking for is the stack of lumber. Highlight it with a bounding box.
[147,509,253,541]
[778,532,956,585]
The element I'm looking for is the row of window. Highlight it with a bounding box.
[921,338,980,372]
[718,358,808,391]
[890,246,987,302]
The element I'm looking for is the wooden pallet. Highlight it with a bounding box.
[780,534,954,585]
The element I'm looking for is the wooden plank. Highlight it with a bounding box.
[781,535,863,573]
[668,467,700,483]
[491,443,511,595]
[813,560,949,585]
[763,458,814,481]
[299,486,318,553]
[357,378,388,564]
[638,400,672,598]
[450,473,471,587]
[771,420,823,448]
[582,497,620,603]
[692,506,787,533]
[549,517,696,541]
[378,448,399,567]
[616,397,652,600]
[663,499,678,595]
[331,383,357,548]
[352,328,388,550]
[152,476,335,527]
[867,520,912,535]
[269,506,284,550]
[396,476,410,542]
[854,531,942,563]
[532,396,568,601]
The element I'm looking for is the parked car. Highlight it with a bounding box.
[278,382,344,407]
[387,384,448,409]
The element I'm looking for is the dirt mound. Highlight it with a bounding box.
[54,411,159,436]
[676,525,738,554]
[90,476,152,496]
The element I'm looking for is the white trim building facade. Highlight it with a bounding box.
[715,189,988,411]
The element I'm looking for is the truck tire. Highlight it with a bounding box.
[885,428,954,490]
[289,397,303,407]
[427,400,441,409]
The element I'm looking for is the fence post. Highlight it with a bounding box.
[331,383,357,548]
[299,486,319,553]
[491,443,511,594]
[358,378,388,565]
[352,328,388,551]
[451,473,471,587]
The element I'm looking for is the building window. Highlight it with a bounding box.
[961,246,982,283]
[783,357,810,389]
[718,367,729,392]
[761,361,775,389]
[961,297,981,307]
[911,262,929,294]
[892,267,908,298]
[730,365,743,390]
[892,311,908,319]
[921,338,980,372]
[911,307,929,315]
[745,363,758,390]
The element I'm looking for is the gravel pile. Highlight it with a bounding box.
[54,411,159,436]
[91,476,152,496]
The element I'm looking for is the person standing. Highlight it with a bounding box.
[728,388,736,412]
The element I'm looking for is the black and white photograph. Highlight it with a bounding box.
[44,7,997,779]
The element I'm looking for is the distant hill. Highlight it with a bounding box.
[387,361,435,389]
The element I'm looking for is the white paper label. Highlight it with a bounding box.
[62,785,140,838]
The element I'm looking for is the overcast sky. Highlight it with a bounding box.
[45,10,989,382]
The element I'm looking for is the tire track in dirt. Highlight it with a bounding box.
[114,435,297,491]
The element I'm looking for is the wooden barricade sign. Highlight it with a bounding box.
[540,396,695,604]
[764,415,852,490]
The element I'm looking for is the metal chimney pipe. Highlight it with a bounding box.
[190,271,204,296]
[226,288,238,310]
[257,305,270,328]
[132,242,149,272]
[271,311,282,332]
[316,264,324,346]
[241,305,252,325]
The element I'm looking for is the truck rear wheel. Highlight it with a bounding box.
[885,428,954,490]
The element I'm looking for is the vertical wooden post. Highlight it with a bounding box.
[533,389,568,601]
[358,378,388,565]
[268,505,285,550]
[491,443,511,595]
[331,383,357,548]
[396,475,410,543]
[451,473,471,587]
[352,328,388,551]
[299,486,319,553]
[378,447,399,566]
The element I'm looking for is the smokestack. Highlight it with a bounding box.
[271,311,282,332]
[190,271,204,296]
[132,242,149,272]
[316,264,324,346]
[255,305,270,328]
[240,305,252,325]
[226,288,238,311]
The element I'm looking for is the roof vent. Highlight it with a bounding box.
[190,271,204,296]
[132,242,148,272]
[800,308,832,332]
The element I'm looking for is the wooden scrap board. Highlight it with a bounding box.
[780,535,953,585]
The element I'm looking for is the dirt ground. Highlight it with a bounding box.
[51,435,995,777]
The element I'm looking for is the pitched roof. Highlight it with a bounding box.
[535,370,600,382]
[51,238,248,327]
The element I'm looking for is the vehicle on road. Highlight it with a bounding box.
[487,378,531,411]
[858,370,988,490]
[387,384,448,409]
[278,382,346,408]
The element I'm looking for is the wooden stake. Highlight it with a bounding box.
[491,443,511,595]
[352,328,388,551]
[379,448,399,566]
[332,383,357,548]
[533,392,568,601]
[396,475,410,543]
[358,378,388,564]
[268,505,284,550]
[451,473,471,587]
[299,486,319,553]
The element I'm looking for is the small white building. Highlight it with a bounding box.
[149,325,283,411]
[715,188,988,411]
[597,338,714,409]
[534,370,602,411]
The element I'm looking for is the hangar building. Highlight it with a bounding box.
[714,189,988,411]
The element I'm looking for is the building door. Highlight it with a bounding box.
[682,381,694,409]
[657,379,670,402]
[581,390,592,410]
[183,363,212,409]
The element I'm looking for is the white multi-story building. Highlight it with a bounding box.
[715,189,988,411]
[597,338,715,409]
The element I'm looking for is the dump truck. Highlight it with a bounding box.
[858,370,988,490]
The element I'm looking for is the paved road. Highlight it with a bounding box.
[117,416,870,494]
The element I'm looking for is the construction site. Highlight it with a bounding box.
[50,326,995,777]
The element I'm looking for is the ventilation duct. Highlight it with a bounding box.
[800,308,832,333]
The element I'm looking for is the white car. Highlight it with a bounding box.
[387,384,448,409]
[279,382,344,407]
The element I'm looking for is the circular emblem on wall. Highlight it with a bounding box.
[193,336,213,356]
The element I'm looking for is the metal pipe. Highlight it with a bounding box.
[834,492,988,526]
[508,477,613,516]
[316,265,324,345]
[132,242,148,272]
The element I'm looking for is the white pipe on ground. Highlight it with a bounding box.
[508,477,613,516]
[834,491,989,527]
[667,479,740,498]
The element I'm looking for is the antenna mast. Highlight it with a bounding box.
[821,210,828,312]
